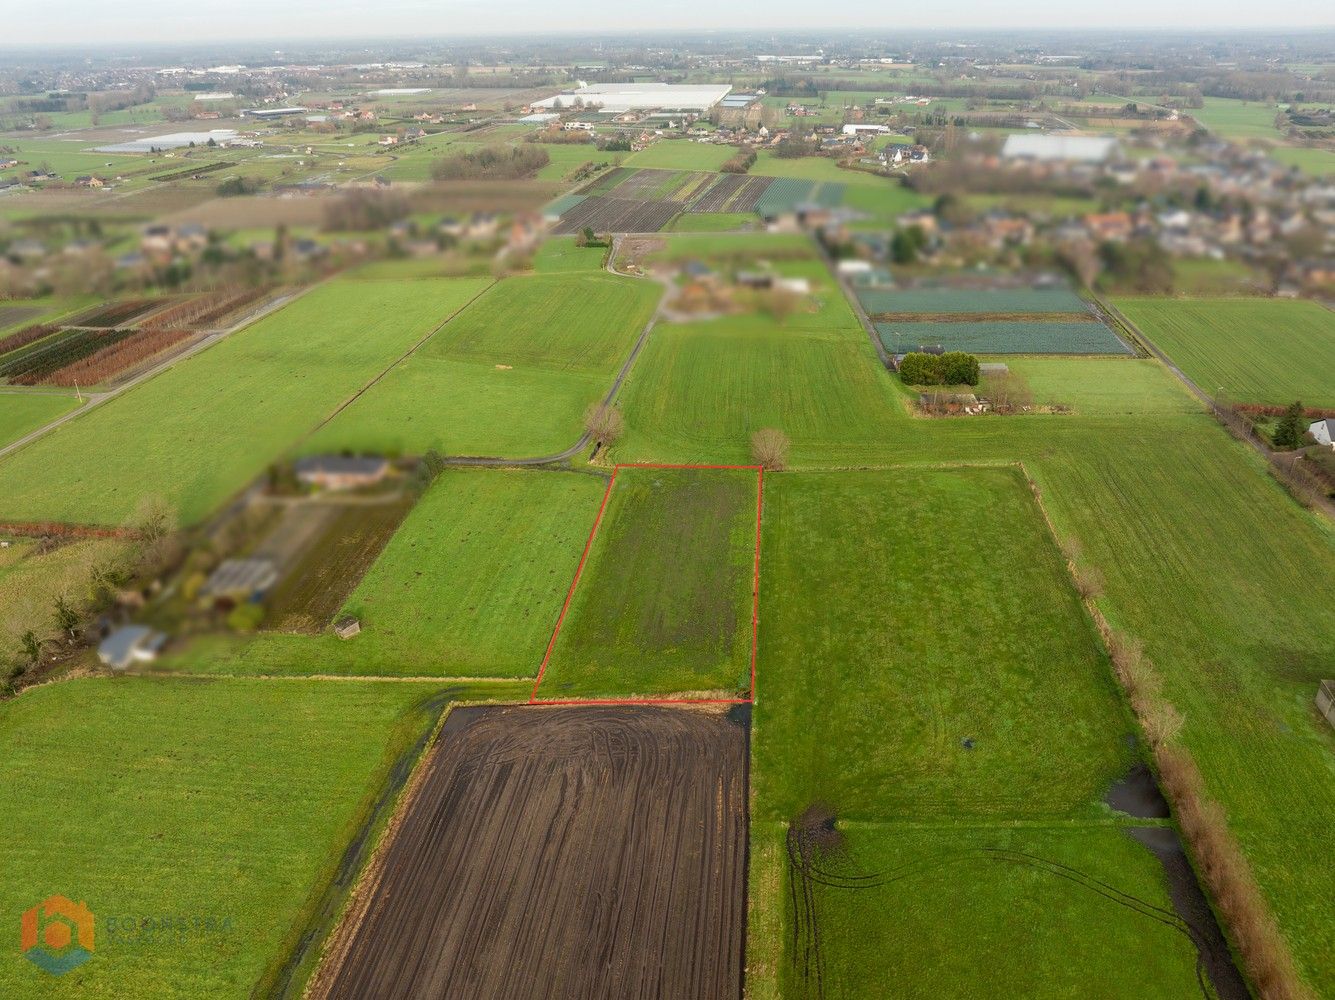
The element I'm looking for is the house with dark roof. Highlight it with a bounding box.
[1308,418,1335,448]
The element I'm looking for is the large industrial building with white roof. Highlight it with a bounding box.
[530,83,732,114]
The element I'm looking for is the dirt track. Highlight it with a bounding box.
[312,705,748,1000]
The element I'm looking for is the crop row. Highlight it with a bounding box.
[552,196,680,235]
[858,286,1091,315]
[688,174,775,213]
[0,322,60,358]
[46,326,194,386]
[143,286,268,330]
[149,161,234,183]
[69,299,159,329]
[1,328,138,383]
[876,320,1133,355]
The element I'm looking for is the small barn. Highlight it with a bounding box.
[295,455,390,492]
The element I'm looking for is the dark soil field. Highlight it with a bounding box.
[689,174,774,214]
[263,498,413,633]
[313,705,748,1000]
[553,194,681,234]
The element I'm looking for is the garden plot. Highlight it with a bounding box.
[687,173,775,213]
[552,195,681,234]
[859,286,1091,316]
[854,278,1130,356]
[754,177,846,216]
[878,320,1132,355]
[312,705,747,1000]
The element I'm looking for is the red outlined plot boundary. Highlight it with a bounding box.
[529,463,764,707]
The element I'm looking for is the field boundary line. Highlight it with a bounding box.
[528,466,620,701]
[295,278,497,448]
[148,671,526,684]
[529,462,764,705]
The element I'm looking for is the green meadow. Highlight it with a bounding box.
[0,676,525,999]
[0,393,81,448]
[536,466,758,699]
[1116,296,1335,407]
[307,272,660,459]
[0,277,491,526]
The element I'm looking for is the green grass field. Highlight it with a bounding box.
[753,467,1133,823]
[306,272,658,459]
[751,823,1209,1000]
[536,466,757,698]
[1190,97,1286,139]
[1115,296,1335,406]
[336,469,603,675]
[612,279,1335,991]
[614,313,902,464]
[0,277,491,526]
[0,676,529,999]
[0,393,81,448]
[532,236,608,271]
[624,141,738,171]
[744,466,1222,997]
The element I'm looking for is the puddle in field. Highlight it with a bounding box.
[1106,762,1171,819]
[1126,826,1250,1000]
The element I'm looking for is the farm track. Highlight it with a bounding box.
[311,705,748,1000]
[440,236,665,467]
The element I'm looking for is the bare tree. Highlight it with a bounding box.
[759,287,802,325]
[584,403,624,446]
[751,428,790,471]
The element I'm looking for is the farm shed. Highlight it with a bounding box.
[1001,134,1120,163]
[532,84,732,114]
[295,455,389,491]
[97,625,166,672]
[202,558,279,600]
[1317,681,1335,730]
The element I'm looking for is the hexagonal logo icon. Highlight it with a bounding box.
[20,895,94,976]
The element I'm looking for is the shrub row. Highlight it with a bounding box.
[0,322,59,358]
[897,350,980,386]
[47,326,192,386]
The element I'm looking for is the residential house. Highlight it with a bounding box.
[1309,418,1335,448]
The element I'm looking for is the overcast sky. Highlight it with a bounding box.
[3,0,1333,47]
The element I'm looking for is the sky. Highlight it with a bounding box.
[1,0,1332,46]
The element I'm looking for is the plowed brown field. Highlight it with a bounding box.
[312,704,748,1000]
